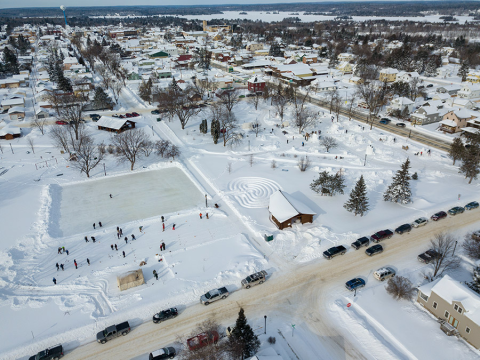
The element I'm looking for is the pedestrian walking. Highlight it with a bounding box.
[287,139,289,144]
[58,247,62,254]
[302,142,304,146]
[110,194,112,198]
[56,263,59,271]
[161,216,164,223]
[199,213,202,219]
[60,264,64,271]
[153,270,158,280]
[115,244,118,251]
[172,224,176,230]
[62,246,65,253]
[93,223,96,229]
[122,251,125,258]
[117,226,119,232]
[346,130,348,134]
[160,243,163,252]
[74,260,77,269]
[206,213,209,219]
[91,236,96,243]
[53,277,57,285]
[139,226,143,232]
[124,237,128,244]
[99,222,102,227]
[87,258,90,266]
[131,234,136,240]
[85,236,89,243]
[162,242,166,251]
[117,232,120,239]
[66,250,69,255]
[120,228,123,236]
[111,244,114,250]
[162,223,165,232]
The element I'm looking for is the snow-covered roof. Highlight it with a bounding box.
[247,76,265,84]
[63,57,78,64]
[440,119,457,127]
[393,97,414,105]
[454,108,472,119]
[96,116,133,130]
[1,98,24,106]
[0,126,21,136]
[269,190,316,223]
[151,349,166,357]
[8,106,25,114]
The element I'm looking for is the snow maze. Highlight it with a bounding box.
[227,177,281,208]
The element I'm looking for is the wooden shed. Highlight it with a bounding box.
[0,126,21,140]
[268,190,316,230]
[96,116,136,134]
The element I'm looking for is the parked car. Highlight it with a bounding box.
[125,113,133,118]
[200,287,229,305]
[418,249,441,264]
[29,345,64,360]
[425,97,432,100]
[153,308,178,324]
[112,114,120,118]
[149,347,176,360]
[96,321,130,344]
[396,122,406,127]
[89,113,100,119]
[379,119,390,124]
[448,206,465,215]
[431,211,447,221]
[370,230,393,243]
[373,267,396,281]
[119,114,126,119]
[395,224,412,235]
[345,278,366,291]
[241,270,267,289]
[131,112,140,117]
[151,109,160,115]
[427,84,434,88]
[380,118,391,122]
[366,244,384,256]
[351,237,369,250]
[465,201,479,210]
[411,217,428,228]
[187,331,219,351]
[323,245,347,259]
[55,120,68,125]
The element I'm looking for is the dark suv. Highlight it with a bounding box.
[351,237,369,250]
[153,308,178,324]
[395,224,412,235]
[431,211,447,221]
[366,244,384,256]
[370,230,393,243]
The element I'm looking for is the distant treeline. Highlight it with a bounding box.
[1,1,480,19]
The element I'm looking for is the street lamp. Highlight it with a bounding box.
[264,315,267,334]
[453,240,458,256]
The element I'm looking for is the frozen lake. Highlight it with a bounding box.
[54,167,204,237]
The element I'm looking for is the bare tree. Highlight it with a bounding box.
[356,82,391,130]
[321,136,338,152]
[298,156,311,171]
[429,232,461,277]
[218,88,240,114]
[158,85,201,130]
[462,232,480,259]
[166,144,181,160]
[141,140,154,157]
[155,139,171,158]
[347,92,358,121]
[295,107,316,134]
[48,92,88,140]
[333,94,342,122]
[326,89,339,114]
[178,318,226,360]
[252,118,263,137]
[49,125,71,153]
[219,109,242,147]
[27,137,35,154]
[32,117,48,135]
[111,128,149,170]
[272,83,290,121]
[96,64,113,91]
[249,92,260,110]
[111,80,123,104]
[385,276,415,300]
[71,132,104,177]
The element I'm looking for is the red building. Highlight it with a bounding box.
[247,76,266,92]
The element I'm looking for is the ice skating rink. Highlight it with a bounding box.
[56,167,204,237]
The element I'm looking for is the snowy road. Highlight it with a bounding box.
[64,209,480,360]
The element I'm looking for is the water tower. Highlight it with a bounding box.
[60,5,68,27]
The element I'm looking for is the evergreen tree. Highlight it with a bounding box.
[93,87,113,109]
[328,51,339,69]
[138,79,152,103]
[449,137,465,165]
[102,38,108,46]
[211,119,220,144]
[2,47,19,74]
[458,61,469,82]
[344,175,369,216]
[57,71,73,92]
[311,171,346,196]
[269,42,284,57]
[383,158,412,204]
[168,76,181,94]
[200,119,208,134]
[459,144,480,184]
[229,308,260,359]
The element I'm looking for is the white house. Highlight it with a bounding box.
[388,97,414,114]
[458,83,480,100]
[396,71,420,83]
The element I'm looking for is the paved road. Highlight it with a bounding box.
[64,209,480,360]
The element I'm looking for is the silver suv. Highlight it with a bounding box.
[373,267,396,281]
[241,270,267,289]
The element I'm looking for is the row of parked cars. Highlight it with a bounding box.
[322,201,479,292]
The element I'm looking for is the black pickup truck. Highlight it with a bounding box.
[96,321,131,344]
[323,245,347,259]
[351,237,369,250]
[29,345,64,360]
[418,249,441,264]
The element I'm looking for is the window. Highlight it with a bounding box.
[420,293,429,302]
[445,311,450,318]
[433,302,438,309]
[466,327,471,334]
[454,304,459,311]
[458,307,463,314]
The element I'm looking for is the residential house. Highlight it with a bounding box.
[446,98,475,110]
[458,83,480,100]
[379,68,398,82]
[148,50,169,59]
[437,85,462,97]
[302,54,317,64]
[396,71,420,83]
[268,190,316,230]
[336,61,353,74]
[246,43,263,52]
[247,76,266,93]
[8,106,25,120]
[417,275,480,349]
[466,118,480,132]
[349,76,364,85]
[338,53,354,62]
[35,108,49,119]
[0,126,21,140]
[96,116,136,134]
[388,97,414,114]
[63,57,79,70]
[0,79,20,88]
[1,97,25,109]
[440,109,476,133]
[410,105,447,125]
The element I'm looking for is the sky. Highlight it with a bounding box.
[0,0,410,9]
